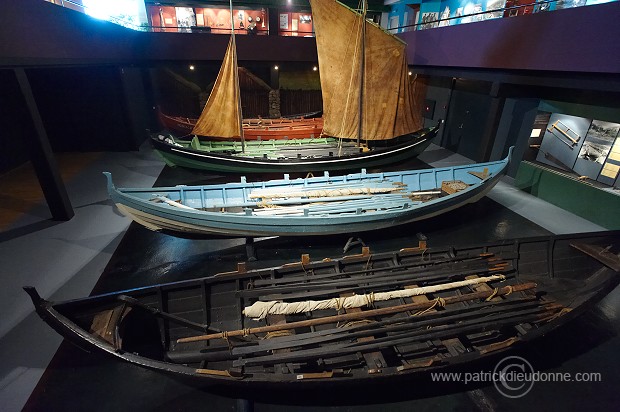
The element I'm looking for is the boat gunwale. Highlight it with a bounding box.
[42,230,620,307]
[110,148,511,195]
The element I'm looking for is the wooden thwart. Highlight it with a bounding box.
[468,168,489,180]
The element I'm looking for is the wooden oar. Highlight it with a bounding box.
[250,186,403,200]
[242,258,509,298]
[176,282,535,343]
[205,193,405,210]
[233,306,556,368]
[230,298,543,357]
[250,251,503,287]
[254,264,512,302]
[167,299,545,364]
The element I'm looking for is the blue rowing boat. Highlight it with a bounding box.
[104,148,512,238]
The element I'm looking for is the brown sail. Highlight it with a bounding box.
[191,36,242,138]
[310,0,422,141]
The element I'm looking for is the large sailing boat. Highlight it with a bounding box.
[150,0,440,173]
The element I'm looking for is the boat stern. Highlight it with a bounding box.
[23,286,55,323]
[506,146,515,164]
[102,172,115,195]
[23,286,43,307]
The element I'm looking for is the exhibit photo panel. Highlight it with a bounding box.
[535,113,592,170]
[573,120,620,181]
[530,111,620,189]
[597,136,620,187]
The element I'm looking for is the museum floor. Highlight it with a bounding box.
[0,143,618,411]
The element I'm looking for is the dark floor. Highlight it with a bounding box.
[20,151,620,411]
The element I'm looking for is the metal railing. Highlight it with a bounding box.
[390,0,560,33]
[46,0,612,36]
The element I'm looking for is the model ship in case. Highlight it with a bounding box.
[25,231,620,385]
[151,0,437,173]
[103,148,512,238]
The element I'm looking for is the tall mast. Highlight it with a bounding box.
[357,0,367,147]
[229,0,245,152]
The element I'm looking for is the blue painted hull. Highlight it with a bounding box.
[105,149,512,238]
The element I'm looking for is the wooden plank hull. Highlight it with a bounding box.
[157,108,324,140]
[150,123,438,173]
[25,231,620,386]
[104,149,512,238]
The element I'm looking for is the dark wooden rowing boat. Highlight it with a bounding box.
[25,231,620,386]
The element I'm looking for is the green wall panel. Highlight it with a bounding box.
[515,161,620,229]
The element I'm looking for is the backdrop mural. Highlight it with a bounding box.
[419,0,506,27]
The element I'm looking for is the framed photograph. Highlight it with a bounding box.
[556,0,587,9]
[486,0,506,18]
[579,120,620,164]
[279,13,288,30]
[420,12,439,30]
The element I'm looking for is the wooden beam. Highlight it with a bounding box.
[14,68,73,221]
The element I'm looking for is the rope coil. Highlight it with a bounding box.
[485,288,499,301]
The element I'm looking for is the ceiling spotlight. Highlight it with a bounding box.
[274,65,279,70]
[189,65,195,71]
[313,66,317,71]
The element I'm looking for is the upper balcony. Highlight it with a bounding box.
[2,0,619,77]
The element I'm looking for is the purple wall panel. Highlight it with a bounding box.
[399,2,620,74]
